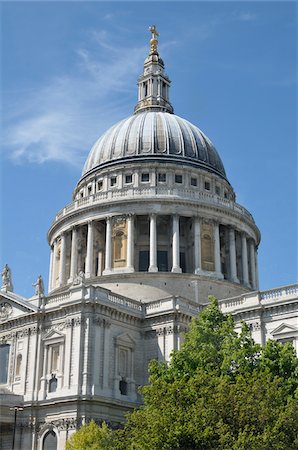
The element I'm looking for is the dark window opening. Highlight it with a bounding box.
[110,177,117,187]
[119,378,128,395]
[180,252,186,273]
[158,173,166,183]
[0,344,10,384]
[157,251,168,272]
[141,173,150,183]
[125,174,133,184]
[215,186,220,196]
[97,180,103,191]
[191,177,197,186]
[224,191,228,199]
[175,174,183,184]
[139,250,149,271]
[204,181,211,191]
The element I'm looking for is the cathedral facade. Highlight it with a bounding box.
[1,28,297,450]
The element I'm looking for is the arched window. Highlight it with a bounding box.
[43,430,57,450]
[15,354,22,378]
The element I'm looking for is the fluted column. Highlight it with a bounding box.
[250,240,257,290]
[171,215,181,273]
[59,232,67,286]
[85,221,95,278]
[48,244,54,292]
[149,214,158,272]
[103,217,112,274]
[229,228,239,283]
[241,233,249,286]
[126,215,135,272]
[69,227,78,282]
[194,217,202,274]
[213,222,223,278]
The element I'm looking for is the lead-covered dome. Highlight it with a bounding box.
[82,112,226,179]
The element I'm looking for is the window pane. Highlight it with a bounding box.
[0,344,10,384]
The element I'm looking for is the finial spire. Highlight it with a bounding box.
[149,25,159,55]
[134,26,173,114]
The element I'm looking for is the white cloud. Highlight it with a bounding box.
[1,30,146,168]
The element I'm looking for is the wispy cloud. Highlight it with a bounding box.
[2,30,146,168]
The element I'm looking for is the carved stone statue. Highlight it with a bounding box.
[1,264,13,292]
[73,270,85,286]
[32,275,44,297]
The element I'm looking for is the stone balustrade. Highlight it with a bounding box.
[219,284,298,313]
[52,186,255,225]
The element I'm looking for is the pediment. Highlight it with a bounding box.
[42,329,65,342]
[115,332,135,348]
[271,323,298,336]
[0,291,37,323]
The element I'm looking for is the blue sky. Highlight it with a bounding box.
[0,1,297,298]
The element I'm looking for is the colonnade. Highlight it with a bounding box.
[48,214,258,292]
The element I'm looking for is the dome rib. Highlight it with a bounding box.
[82,112,227,180]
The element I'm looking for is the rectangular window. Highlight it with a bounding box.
[224,191,228,199]
[191,177,197,186]
[158,173,166,183]
[141,173,150,183]
[110,176,117,187]
[175,174,183,184]
[204,181,211,191]
[0,344,10,384]
[50,344,60,372]
[215,186,220,196]
[97,180,103,191]
[125,174,133,184]
[87,185,92,194]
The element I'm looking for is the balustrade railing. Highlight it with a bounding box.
[51,186,254,225]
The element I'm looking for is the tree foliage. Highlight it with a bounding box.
[66,297,298,449]
[66,420,114,450]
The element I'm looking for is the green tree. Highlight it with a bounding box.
[113,297,298,450]
[66,420,114,450]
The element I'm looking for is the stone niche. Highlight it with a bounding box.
[112,218,128,269]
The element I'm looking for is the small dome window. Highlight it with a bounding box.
[125,174,133,184]
[204,181,211,191]
[141,173,150,183]
[110,176,117,187]
[215,185,220,196]
[158,173,166,183]
[175,174,183,184]
[191,177,197,187]
[97,180,103,191]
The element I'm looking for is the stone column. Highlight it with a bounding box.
[250,240,257,290]
[255,248,259,290]
[59,232,67,286]
[52,239,58,289]
[85,221,95,278]
[149,214,158,272]
[213,222,223,278]
[241,233,249,286]
[48,244,54,292]
[171,215,182,273]
[229,228,239,283]
[103,217,112,274]
[194,217,202,274]
[69,227,78,282]
[126,215,135,272]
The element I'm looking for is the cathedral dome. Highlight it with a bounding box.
[82,112,227,179]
